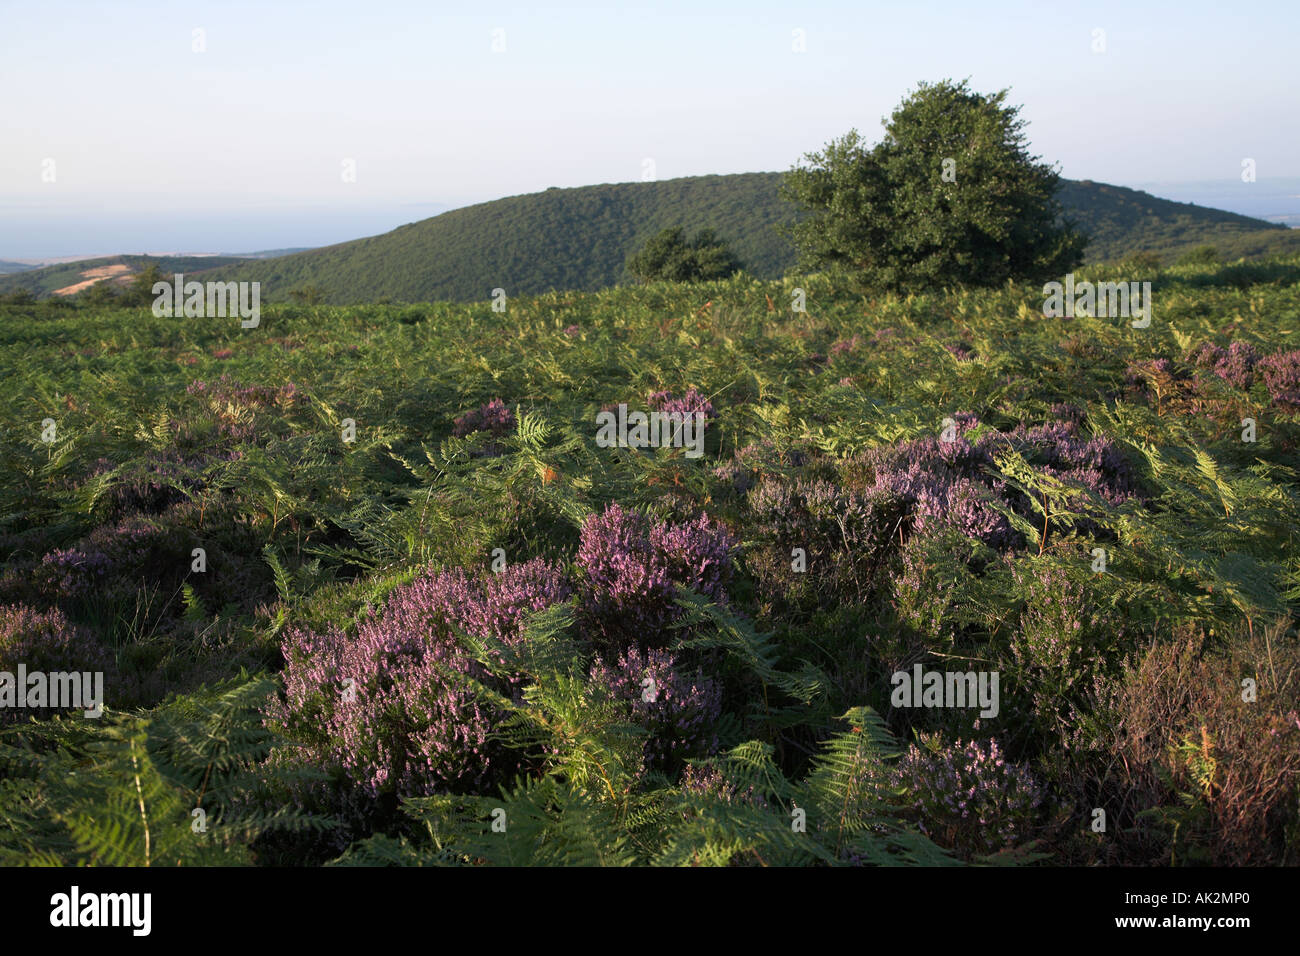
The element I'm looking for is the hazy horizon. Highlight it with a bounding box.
[4,174,1298,263]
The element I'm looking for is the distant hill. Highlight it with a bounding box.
[0,260,36,275]
[6,174,1298,303]
[191,173,795,305]
[1055,180,1299,262]
[0,254,251,297]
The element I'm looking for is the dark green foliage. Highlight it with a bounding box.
[625,226,743,283]
[780,79,1088,292]
[1055,182,1298,264]
[0,676,331,865]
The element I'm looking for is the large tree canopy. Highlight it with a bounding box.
[781,79,1088,293]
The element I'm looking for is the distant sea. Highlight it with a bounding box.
[1121,178,1300,228]
[0,202,457,261]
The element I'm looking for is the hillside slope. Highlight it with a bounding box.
[0,254,250,297]
[197,173,793,305]
[7,174,1298,304]
[199,174,1297,304]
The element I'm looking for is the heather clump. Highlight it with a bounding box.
[829,335,861,363]
[862,416,1016,549]
[888,530,978,654]
[711,440,808,496]
[0,604,113,723]
[267,558,571,804]
[680,762,769,809]
[29,516,198,608]
[648,387,716,421]
[999,420,1138,507]
[1208,341,1260,389]
[1257,348,1300,409]
[1069,627,1300,865]
[452,397,515,438]
[746,476,904,610]
[0,603,111,675]
[186,375,299,408]
[1004,555,1113,743]
[893,732,1043,858]
[575,503,734,651]
[186,375,301,445]
[589,646,722,774]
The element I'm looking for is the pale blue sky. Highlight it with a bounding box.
[2,0,1297,256]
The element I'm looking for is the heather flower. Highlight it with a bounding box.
[575,503,734,650]
[452,398,515,437]
[999,420,1137,507]
[187,374,298,409]
[31,516,197,606]
[1188,342,1226,368]
[589,646,721,773]
[1257,349,1300,408]
[857,412,1134,551]
[911,478,1010,545]
[0,604,112,723]
[681,762,768,809]
[945,342,976,361]
[563,324,580,337]
[1212,341,1259,389]
[648,388,715,421]
[861,419,1015,548]
[830,335,861,362]
[37,548,112,598]
[0,603,111,674]
[894,733,1042,857]
[267,558,571,803]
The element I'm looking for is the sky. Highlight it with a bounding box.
[2,0,1297,258]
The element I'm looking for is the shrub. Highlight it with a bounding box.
[0,604,112,723]
[267,558,571,804]
[893,732,1043,858]
[1074,626,1300,865]
[1257,349,1300,409]
[31,516,199,608]
[625,227,743,283]
[589,646,722,774]
[861,417,1017,549]
[452,398,515,438]
[575,503,735,651]
[747,477,903,610]
[647,388,716,421]
[1004,554,1114,745]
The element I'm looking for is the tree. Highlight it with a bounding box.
[780,79,1087,293]
[1177,245,1219,266]
[625,226,743,283]
[121,262,164,307]
[80,278,121,306]
[289,285,324,305]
